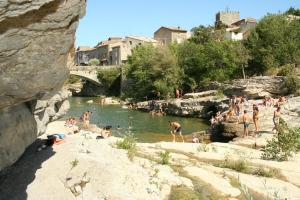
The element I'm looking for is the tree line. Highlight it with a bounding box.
[122,8,300,100]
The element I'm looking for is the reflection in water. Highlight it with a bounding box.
[65,97,209,142]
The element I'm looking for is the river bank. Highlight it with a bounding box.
[1,120,300,200]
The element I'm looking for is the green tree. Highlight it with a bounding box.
[125,44,181,100]
[286,7,300,16]
[190,25,225,44]
[88,58,100,66]
[245,13,300,74]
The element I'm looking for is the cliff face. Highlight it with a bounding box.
[0,0,86,170]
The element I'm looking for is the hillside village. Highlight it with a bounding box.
[76,10,257,66]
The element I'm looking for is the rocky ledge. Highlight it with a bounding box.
[136,90,228,118]
[209,76,286,98]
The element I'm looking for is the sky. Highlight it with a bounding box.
[75,0,300,47]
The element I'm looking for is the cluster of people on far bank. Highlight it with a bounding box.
[210,95,286,138]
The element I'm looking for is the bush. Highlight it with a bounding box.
[284,74,300,94]
[88,58,100,66]
[277,64,296,76]
[97,68,121,95]
[66,75,81,84]
[116,133,137,160]
[218,159,249,173]
[262,118,300,161]
[159,151,171,165]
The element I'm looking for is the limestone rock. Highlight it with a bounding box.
[0,0,86,109]
[34,89,71,135]
[210,76,286,98]
[0,104,36,171]
[0,0,85,169]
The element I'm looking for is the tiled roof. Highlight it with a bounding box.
[155,26,187,34]
[77,46,95,52]
[126,35,158,43]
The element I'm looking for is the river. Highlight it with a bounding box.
[65,97,209,142]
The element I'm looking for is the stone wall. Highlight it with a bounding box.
[0,0,86,170]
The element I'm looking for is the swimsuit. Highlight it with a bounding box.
[273,117,279,125]
[243,122,249,128]
[175,127,181,133]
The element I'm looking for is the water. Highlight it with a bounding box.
[65,97,209,142]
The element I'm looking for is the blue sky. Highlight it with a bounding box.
[76,0,300,47]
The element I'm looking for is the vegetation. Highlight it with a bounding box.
[284,74,300,94]
[97,68,121,96]
[112,8,300,100]
[116,132,137,160]
[286,7,300,16]
[124,44,182,100]
[244,12,300,75]
[65,75,81,84]
[262,118,300,161]
[88,58,100,66]
[159,151,171,165]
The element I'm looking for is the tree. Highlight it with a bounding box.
[88,58,100,66]
[286,7,300,16]
[125,44,182,100]
[190,25,225,44]
[245,13,300,74]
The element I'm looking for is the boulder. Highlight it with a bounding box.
[221,121,255,138]
[0,104,37,171]
[0,0,86,169]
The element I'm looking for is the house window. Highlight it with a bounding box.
[129,41,132,45]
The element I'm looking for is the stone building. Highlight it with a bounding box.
[154,26,189,45]
[215,11,240,27]
[76,46,97,65]
[76,36,158,66]
[225,18,257,41]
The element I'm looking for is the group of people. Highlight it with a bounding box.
[210,95,286,138]
[64,117,79,134]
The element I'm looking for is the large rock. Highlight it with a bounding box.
[0,104,37,170]
[0,0,85,109]
[33,89,71,135]
[0,0,86,169]
[210,76,286,98]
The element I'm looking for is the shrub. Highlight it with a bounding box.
[116,133,137,160]
[277,64,296,76]
[66,75,81,84]
[262,118,300,161]
[284,74,300,94]
[217,158,249,173]
[159,151,171,165]
[97,68,121,96]
[252,166,278,178]
[88,58,100,66]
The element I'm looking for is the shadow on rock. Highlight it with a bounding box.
[0,139,55,200]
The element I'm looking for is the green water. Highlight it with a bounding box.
[65,97,209,142]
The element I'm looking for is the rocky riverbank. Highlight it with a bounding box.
[0,121,300,200]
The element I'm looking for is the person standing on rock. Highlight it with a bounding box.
[168,121,184,142]
[272,107,281,133]
[252,105,259,133]
[242,110,250,138]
